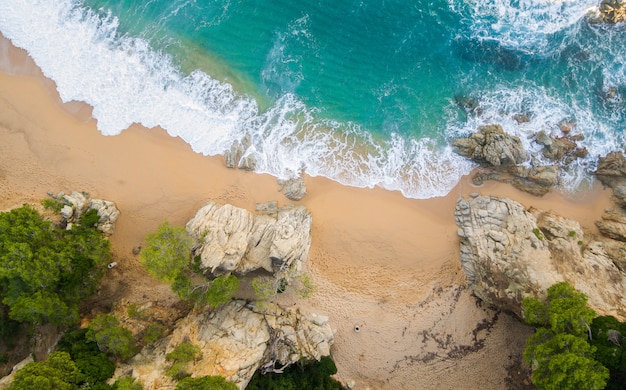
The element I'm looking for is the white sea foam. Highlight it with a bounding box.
[450,0,597,55]
[0,0,475,199]
[445,85,624,192]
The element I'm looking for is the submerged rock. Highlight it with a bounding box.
[186,201,312,275]
[455,195,626,320]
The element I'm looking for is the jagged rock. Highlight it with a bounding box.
[50,191,120,235]
[455,195,626,320]
[596,207,626,242]
[596,0,626,23]
[595,152,626,189]
[614,184,626,209]
[225,134,256,170]
[279,176,307,201]
[535,131,576,161]
[558,120,576,134]
[512,113,530,123]
[509,165,559,196]
[238,153,257,171]
[451,124,528,167]
[186,202,312,275]
[113,301,334,389]
[89,199,121,235]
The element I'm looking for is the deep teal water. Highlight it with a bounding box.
[0,0,624,198]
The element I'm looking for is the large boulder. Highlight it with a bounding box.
[279,176,307,201]
[186,202,312,275]
[451,124,528,167]
[113,300,334,389]
[595,152,626,189]
[455,195,626,320]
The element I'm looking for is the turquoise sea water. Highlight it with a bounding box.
[0,0,624,198]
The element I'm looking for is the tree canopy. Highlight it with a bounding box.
[0,205,110,326]
[140,222,238,307]
[86,314,137,361]
[522,282,609,389]
[8,351,81,390]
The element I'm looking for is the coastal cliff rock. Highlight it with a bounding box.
[114,300,334,389]
[451,124,528,167]
[186,201,312,275]
[455,195,626,320]
[595,152,626,190]
[50,191,120,235]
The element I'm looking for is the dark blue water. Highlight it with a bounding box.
[0,0,624,198]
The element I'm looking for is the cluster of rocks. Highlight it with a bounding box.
[454,151,626,320]
[451,124,588,196]
[186,201,312,276]
[224,134,257,171]
[114,300,334,389]
[589,0,626,24]
[48,190,120,235]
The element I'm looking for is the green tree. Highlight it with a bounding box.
[140,222,239,307]
[247,356,344,390]
[0,205,110,326]
[58,328,116,386]
[522,282,609,390]
[175,375,237,390]
[8,351,81,390]
[86,314,136,361]
[522,282,596,337]
[140,221,192,283]
[590,316,626,389]
[166,340,202,380]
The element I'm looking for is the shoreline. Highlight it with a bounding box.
[0,35,615,388]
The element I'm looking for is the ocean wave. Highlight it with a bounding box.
[0,0,475,199]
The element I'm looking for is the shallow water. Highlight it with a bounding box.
[0,0,623,198]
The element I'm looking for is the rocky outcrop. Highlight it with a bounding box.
[595,152,626,190]
[452,124,589,196]
[451,124,528,167]
[278,176,307,201]
[49,191,120,235]
[596,207,626,242]
[590,0,626,23]
[114,300,334,389]
[186,202,312,275]
[455,195,626,320]
[224,134,257,171]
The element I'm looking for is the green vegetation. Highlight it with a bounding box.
[112,377,144,390]
[86,314,137,361]
[0,204,110,327]
[532,228,544,240]
[58,328,115,386]
[7,351,81,390]
[166,340,202,380]
[142,322,165,346]
[140,222,238,308]
[568,230,577,238]
[247,356,345,390]
[41,197,64,213]
[175,375,237,390]
[589,316,626,389]
[522,282,610,389]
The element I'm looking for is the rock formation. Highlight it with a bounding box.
[224,133,257,171]
[113,300,334,389]
[49,191,120,235]
[452,124,588,196]
[451,124,528,167]
[455,195,626,320]
[278,176,307,201]
[186,201,312,275]
[590,0,626,23]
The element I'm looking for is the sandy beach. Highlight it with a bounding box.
[0,35,615,389]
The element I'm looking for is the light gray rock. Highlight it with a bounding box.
[280,176,307,201]
[114,301,334,389]
[455,195,626,320]
[451,124,528,167]
[186,202,312,275]
[596,207,626,242]
[52,191,120,235]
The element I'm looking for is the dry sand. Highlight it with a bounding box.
[0,35,614,389]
